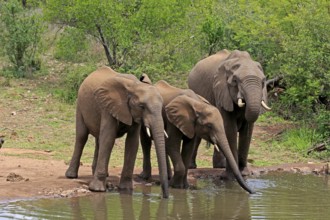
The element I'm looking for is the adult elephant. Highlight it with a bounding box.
[139,78,254,193]
[188,49,271,177]
[65,66,169,198]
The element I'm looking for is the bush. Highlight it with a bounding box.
[0,0,43,78]
[54,27,90,63]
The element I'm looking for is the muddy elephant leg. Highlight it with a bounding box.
[212,146,226,168]
[181,137,195,188]
[89,115,117,192]
[119,123,140,191]
[166,125,185,188]
[166,154,172,180]
[66,110,89,178]
[139,127,152,180]
[92,138,99,175]
[189,137,201,169]
[238,122,254,176]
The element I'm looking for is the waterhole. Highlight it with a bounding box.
[1,172,329,219]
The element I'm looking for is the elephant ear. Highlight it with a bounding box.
[165,95,197,139]
[94,77,133,125]
[196,94,210,104]
[213,59,236,112]
[139,73,152,84]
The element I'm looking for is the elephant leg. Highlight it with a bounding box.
[181,137,195,188]
[66,110,89,178]
[92,138,99,175]
[166,154,172,180]
[119,123,140,191]
[212,146,226,168]
[89,114,117,192]
[189,137,201,169]
[139,127,152,180]
[238,122,254,176]
[166,126,185,188]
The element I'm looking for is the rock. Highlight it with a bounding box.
[6,173,25,182]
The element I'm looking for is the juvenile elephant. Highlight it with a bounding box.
[65,66,169,198]
[139,79,254,193]
[188,49,271,177]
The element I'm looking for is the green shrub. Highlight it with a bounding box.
[54,27,90,63]
[314,109,330,140]
[0,0,43,78]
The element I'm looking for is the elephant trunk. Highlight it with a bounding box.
[241,76,263,122]
[151,117,169,198]
[216,135,255,194]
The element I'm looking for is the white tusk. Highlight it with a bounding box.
[164,130,168,138]
[214,144,220,152]
[261,100,271,111]
[238,98,245,107]
[146,127,151,137]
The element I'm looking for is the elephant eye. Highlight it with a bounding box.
[231,64,240,71]
[139,104,145,109]
[206,123,212,129]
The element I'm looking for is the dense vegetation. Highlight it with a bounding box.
[1,0,329,159]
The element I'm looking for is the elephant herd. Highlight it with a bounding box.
[65,49,271,198]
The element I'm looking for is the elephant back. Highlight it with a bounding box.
[188,53,229,105]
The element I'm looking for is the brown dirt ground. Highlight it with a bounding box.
[0,145,328,202]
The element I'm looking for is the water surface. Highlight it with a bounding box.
[1,172,330,219]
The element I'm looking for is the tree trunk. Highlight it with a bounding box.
[96,24,115,66]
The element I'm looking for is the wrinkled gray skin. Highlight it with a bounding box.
[139,78,254,193]
[188,50,270,177]
[65,67,169,198]
[0,138,4,149]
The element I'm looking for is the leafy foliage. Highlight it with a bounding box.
[0,0,44,77]
[0,0,329,156]
[54,27,90,62]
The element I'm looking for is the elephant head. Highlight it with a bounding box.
[95,76,169,198]
[215,50,271,122]
[165,95,254,194]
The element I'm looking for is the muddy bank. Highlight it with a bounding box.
[1,149,329,202]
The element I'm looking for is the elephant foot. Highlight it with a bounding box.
[213,159,226,168]
[169,178,187,189]
[240,167,251,177]
[65,168,78,179]
[189,161,197,169]
[138,170,151,181]
[170,182,185,189]
[118,180,133,191]
[220,170,235,181]
[89,177,107,192]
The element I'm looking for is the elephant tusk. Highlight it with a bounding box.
[214,144,220,152]
[146,127,151,137]
[238,98,245,107]
[164,130,168,138]
[261,100,271,111]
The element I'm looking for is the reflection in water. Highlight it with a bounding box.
[1,173,330,219]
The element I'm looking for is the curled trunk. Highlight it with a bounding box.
[217,135,255,194]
